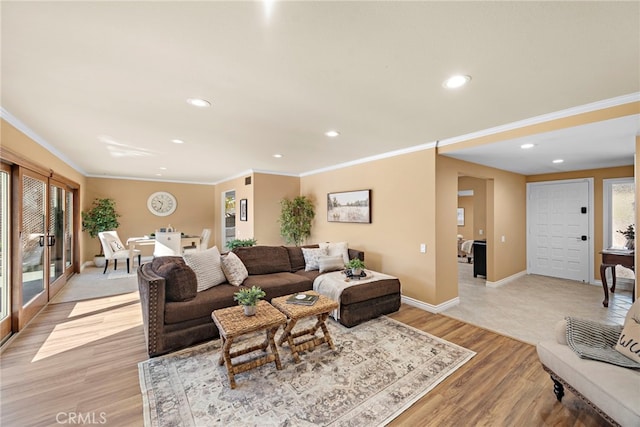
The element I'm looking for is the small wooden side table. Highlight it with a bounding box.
[211,300,286,389]
[600,249,635,307]
[271,291,339,363]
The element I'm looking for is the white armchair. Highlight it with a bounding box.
[98,230,141,274]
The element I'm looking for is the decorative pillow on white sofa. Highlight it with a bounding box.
[221,251,249,286]
[615,298,640,363]
[318,255,345,273]
[183,246,226,292]
[302,247,328,271]
[319,241,349,264]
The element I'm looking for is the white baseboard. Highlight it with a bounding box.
[486,270,527,288]
[401,295,459,313]
[592,278,635,291]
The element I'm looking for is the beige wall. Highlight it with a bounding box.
[457,196,474,239]
[214,175,252,251]
[302,149,441,305]
[437,156,527,285]
[458,176,487,240]
[1,119,87,262]
[83,178,216,261]
[526,165,634,280]
[253,173,300,246]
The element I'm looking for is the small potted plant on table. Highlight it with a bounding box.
[233,286,266,316]
[617,224,635,250]
[346,258,366,277]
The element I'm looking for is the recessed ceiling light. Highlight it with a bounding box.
[325,130,340,138]
[520,143,535,149]
[443,75,471,89]
[155,173,162,176]
[552,159,564,164]
[273,154,283,158]
[159,167,167,170]
[171,139,184,144]
[186,98,211,108]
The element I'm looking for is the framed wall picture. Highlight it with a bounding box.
[240,199,248,221]
[327,189,371,223]
[457,208,465,226]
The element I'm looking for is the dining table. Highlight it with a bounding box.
[126,234,201,253]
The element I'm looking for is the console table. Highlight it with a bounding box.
[599,249,635,307]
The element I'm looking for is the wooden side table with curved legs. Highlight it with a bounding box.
[599,249,635,307]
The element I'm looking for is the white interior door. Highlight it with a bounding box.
[527,180,591,282]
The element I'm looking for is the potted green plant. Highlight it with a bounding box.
[346,258,366,276]
[81,198,121,267]
[617,224,635,249]
[279,196,315,246]
[225,238,257,250]
[233,286,266,316]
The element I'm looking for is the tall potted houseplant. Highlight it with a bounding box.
[81,198,121,267]
[279,196,315,246]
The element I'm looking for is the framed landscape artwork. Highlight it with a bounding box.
[327,190,371,223]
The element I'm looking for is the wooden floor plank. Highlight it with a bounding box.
[1,298,610,426]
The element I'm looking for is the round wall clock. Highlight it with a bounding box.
[147,191,177,216]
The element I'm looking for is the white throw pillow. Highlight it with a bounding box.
[221,252,249,286]
[318,255,345,273]
[302,247,328,271]
[319,241,349,264]
[183,246,226,292]
[615,298,640,363]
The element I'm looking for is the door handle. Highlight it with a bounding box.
[39,235,45,247]
[47,235,56,246]
[577,235,588,241]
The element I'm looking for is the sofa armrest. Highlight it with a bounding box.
[137,262,167,357]
[348,248,364,262]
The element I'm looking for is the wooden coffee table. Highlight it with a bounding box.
[271,291,339,363]
[211,300,287,389]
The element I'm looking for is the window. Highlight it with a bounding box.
[603,177,635,280]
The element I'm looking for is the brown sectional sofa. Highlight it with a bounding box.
[138,245,401,357]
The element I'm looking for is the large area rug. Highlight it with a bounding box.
[138,315,475,426]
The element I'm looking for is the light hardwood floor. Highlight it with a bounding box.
[1,284,609,426]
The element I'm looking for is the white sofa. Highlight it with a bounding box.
[536,320,640,427]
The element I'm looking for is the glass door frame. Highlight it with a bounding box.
[14,167,49,330]
[0,163,11,342]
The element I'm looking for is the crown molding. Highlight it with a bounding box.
[85,173,215,186]
[301,141,438,177]
[438,92,640,148]
[0,107,87,175]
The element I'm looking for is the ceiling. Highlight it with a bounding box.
[2,1,639,183]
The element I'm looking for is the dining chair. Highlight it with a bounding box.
[98,230,141,274]
[183,228,212,253]
[154,231,183,257]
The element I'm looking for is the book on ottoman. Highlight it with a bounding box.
[286,293,319,306]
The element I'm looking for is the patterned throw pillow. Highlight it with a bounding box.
[319,241,349,264]
[318,255,345,273]
[302,247,328,271]
[221,252,249,286]
[183,246,226,292]
[615,298,640,363]
[109,240,124,252]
